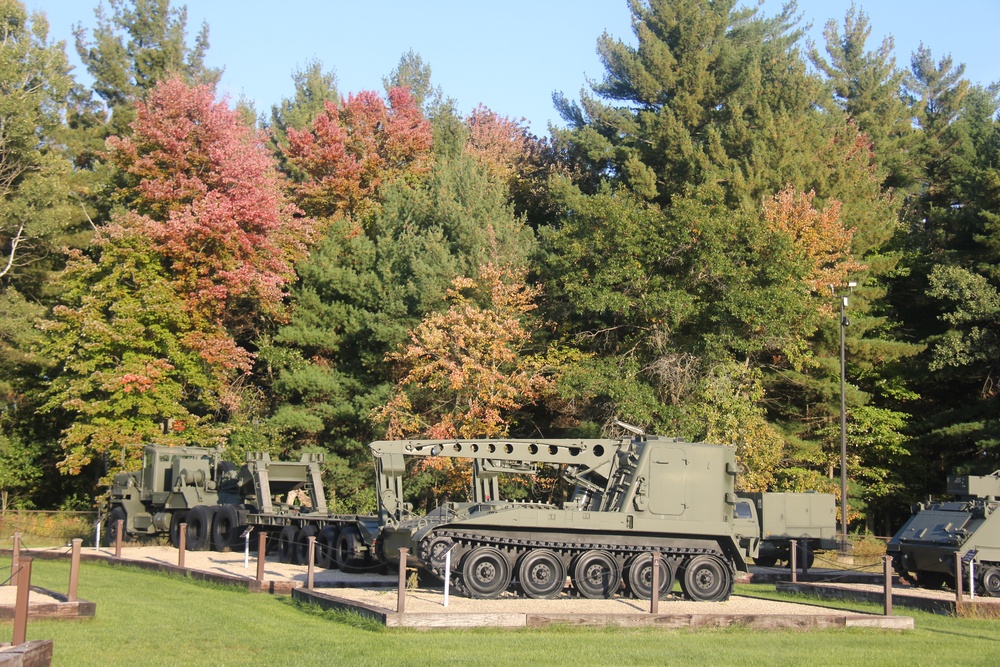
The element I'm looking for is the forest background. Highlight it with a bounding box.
[2,0,999,537]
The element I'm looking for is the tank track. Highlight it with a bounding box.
[419,528,735,599]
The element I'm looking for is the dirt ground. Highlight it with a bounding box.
[2,545,875,616]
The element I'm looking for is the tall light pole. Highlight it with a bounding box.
[836,281,856,552]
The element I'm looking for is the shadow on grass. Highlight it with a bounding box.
[280,596,386,633]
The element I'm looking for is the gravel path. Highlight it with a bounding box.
[1,546,879,616]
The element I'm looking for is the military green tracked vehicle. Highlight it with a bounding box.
[887,471,1000,595]
[372,428,760,601]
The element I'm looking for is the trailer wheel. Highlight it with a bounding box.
[334,528,363,572]
[517,549,566,599]
[101,507,127,547]
[461,546,511,599]
[680,555,732,602]
[169,510,188,548]
[295,525,318,564]
[572,550,621,599]
[316,527,340,569]
[211,505,240,552]
[185,505,214,551]
[982,567,1000,597]
[277,525,299,564]
[625,552,673,600]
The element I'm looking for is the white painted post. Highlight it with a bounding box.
[95,521,101,551]
[970,559,975,601]
[244,531,250,569]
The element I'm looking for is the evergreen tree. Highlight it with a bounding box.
[74,0,220,137]
[809,4,914,189]
[542,0,909,520]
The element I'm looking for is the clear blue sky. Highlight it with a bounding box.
[26,0,1000,135]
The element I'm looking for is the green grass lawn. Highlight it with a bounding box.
[4,559,1000,667]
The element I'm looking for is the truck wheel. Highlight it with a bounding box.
[102,507,127,547]
[517,549,566,599]
[572,550,621,599]
[461,546,512,599]
[753,555,778,568]
[680,555,732,602]
[277,525,299,564]
[334,528,363,572]
[295,525,318,564]
[316,527,340,569]
[185,505,214,551]
[796,543,815,570]
[211,505,240,552]
[982,567,1000,597]
[625,552,673,600]
[169,510,188,548]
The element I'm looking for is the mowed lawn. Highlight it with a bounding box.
[4,559,1000,667]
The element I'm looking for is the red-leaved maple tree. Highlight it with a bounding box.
[285,87,433,219]
[104,76,319,403]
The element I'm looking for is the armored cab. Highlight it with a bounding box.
[106,445,241,546]
[737,492,838,568]
[372,432,760,601]
[887,471,1000,595]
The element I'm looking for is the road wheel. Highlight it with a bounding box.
[680,555,732,602]
[316,527,340,569]
[102,507,127,547]
[295,525,318,564]
[625,552,673,600]
[982,567,1000,597]
[517,549,566,599]
[185,505,214,551]
[169,510,188,549]
[211,505,240,552]
[461,546,511,599]
[572,550,621,599]
[277,525,299,564]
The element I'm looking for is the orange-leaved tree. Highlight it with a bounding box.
[373,261,554,502]
[763,185,867,313]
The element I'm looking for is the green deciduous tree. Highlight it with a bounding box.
[43,77,315,487]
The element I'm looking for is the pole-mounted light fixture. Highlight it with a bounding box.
[831,281,856,553]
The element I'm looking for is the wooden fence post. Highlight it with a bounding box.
[256,531,267,584]
[177,523,186,569]
[397,548,408,613]
[307,535,316,590]
[12,557,32,645]
[114,519,123,558]
[69,538,82,602]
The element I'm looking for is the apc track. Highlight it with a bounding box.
[416,527,736,601]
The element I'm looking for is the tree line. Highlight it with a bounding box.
[1,0,997,535]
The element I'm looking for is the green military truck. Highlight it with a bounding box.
[736,492,838,569]
[105,445,378,569]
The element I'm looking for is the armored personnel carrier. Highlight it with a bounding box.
[372,429,760,601]
[887,471,1000,595]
